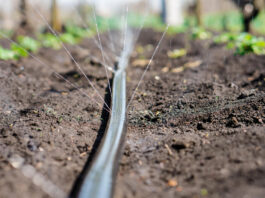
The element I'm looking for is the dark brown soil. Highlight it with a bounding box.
[0,29,265,198]
[116,29,265,198]
[0,40,110,198]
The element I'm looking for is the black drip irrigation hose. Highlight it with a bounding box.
[70,31,134,198]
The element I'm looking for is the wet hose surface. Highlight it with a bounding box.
[76,70,127,198]
[70,31,134,198]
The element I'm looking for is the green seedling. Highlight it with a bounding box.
[215,32,265,55]
[38,25,93,49]
[17,36,40,52]
[9,36,40,58]
[38,33,61,49]
[235,33,265,55]
[191,27,212,40]
[9,36,40,59]
[214,32,237,44]
[11,44,28,58]
[0,47,18,60]
[168,49,187,59]
[59,25,96,44]
[60,33,78,45]
[65,25,93,38]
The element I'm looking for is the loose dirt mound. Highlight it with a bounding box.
[117,29,265,198]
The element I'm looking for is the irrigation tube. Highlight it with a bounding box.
[77,31,134,198]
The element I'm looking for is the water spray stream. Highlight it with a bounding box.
[123,5,129,51]
[127,25,169,110]
[74,29,134,198]
[106,23,118,56]
[0,31,111,113]
[2,2,168,197]
[71,7,168,196]
[91,3,112,95]
[73,7,118,67]
[29,4,109,110]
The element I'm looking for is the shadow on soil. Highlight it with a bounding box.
[69,78,113,198]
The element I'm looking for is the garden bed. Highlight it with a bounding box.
[0,29,264,198]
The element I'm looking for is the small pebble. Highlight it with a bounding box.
[168,179,178,187]
[155,76,160,81]
[9,155,25,169]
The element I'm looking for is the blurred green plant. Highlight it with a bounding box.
[191,27,212,40]
[214,32,265,55]
[38,33,61,49]
[167,25,188,35]
[16,36,40,52]
[235,33,265,55]
[0,36,38,60]
[65,25,94,38]
[59,33,78,45]
[39,25,95,48]
[168,49,187,59]
[0,35,38,60]
[214,32,237,44]
[11,44,29,58]
[0,47,18,60]
[1,9,265,61]
[0,23,98,61]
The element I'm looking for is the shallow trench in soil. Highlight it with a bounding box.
[0,29,265,198]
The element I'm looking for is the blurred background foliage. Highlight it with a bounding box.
[0,0,264,60]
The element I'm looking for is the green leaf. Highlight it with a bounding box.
[214,32,236,44]
[255,40,265,47]
[11,44,29,57]
[227,42,235,49]
[0,47,18,60]
[38,34,61,49]
[191,27,212,40]
[65,25,93,38]
[60,33,78,44]
[228,32,265,55]
[17,36,40,52]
